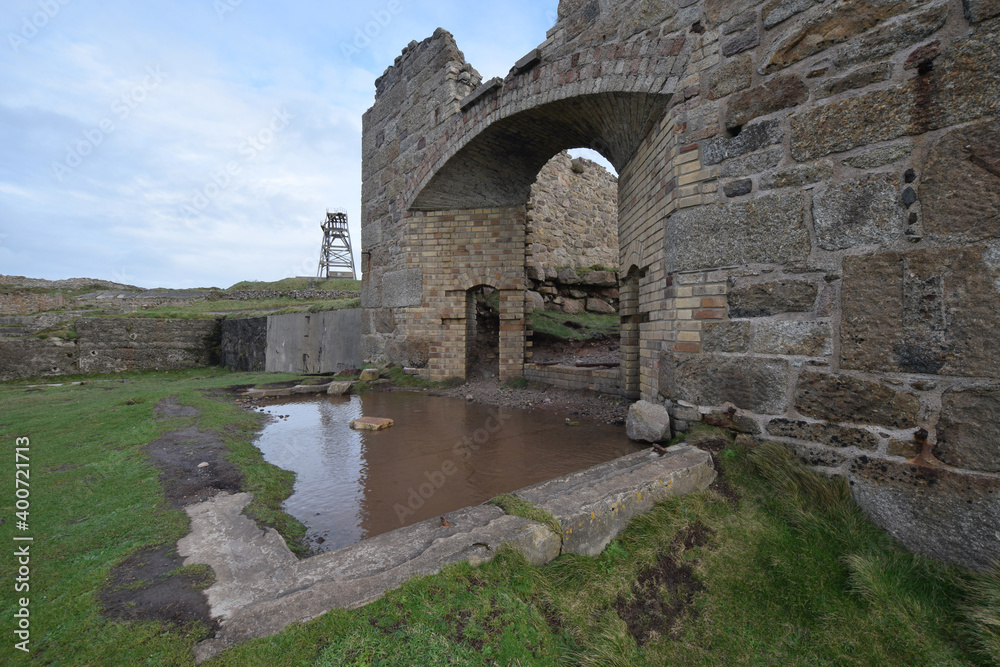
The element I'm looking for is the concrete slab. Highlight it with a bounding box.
[178,495,559,662]
[514,445,717,556]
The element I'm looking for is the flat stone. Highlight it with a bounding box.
[767,418,880,450]
[626,400,672,443]
[964,0,1000,22]
[526,265,545,282]
[726,75,809,130]
[812,174,906,250]
[291,383,334,395]
[728,280,818,318]
[841,248,1000,377]
[327,381,353,396]
[724,179,753,197]
[795,371,920,429]
[244,388,294,399]
[763,0,822,28]
[660,352,790,415]
[759,160,833,189]
[834,3,950,70]
[921,119,1000,244]
[703,119,784,165]
[842,143,913,169]
[586,298,616,314]
[515,446,716,556]
[702,321,750,353]
[350,417,394,431]
[761,0,938,74]
[557,268,582,285]
[719,146,784,178]
[722,26,760,57]
[581,270,618,287]
[816,63,894,99]
[180,496,561,661]
[666,193,810,272]
[849,458,1000,570]
[707,53,752,100]
[753,321,833,357]
[934,386,1000,473]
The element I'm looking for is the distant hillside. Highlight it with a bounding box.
[0,275,143,292]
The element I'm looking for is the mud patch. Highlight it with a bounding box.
[613,523,710,645]
[145,425,244,508]
[100,546,217,633]
[155,395,200,419]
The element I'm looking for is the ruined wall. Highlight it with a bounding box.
[0,292,65,315]
[76,319,221,374]
[265,310,363,374]
[527,152,618,272]
[364,0,1000,567]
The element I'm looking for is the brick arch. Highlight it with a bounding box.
[410,92,673,211]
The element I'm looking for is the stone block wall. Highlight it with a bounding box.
[76,318,221,374]
[0,292,65,315]
[524,363,620,396]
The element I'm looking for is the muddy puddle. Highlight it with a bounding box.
[253,391,641,551]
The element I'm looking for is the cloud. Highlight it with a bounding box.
[0,0,558,288]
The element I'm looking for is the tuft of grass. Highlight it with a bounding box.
[491,494,563,537]
[964,564,1000,660]
[529,309,619,341]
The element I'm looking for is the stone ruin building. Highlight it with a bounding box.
[360,0,1000,569]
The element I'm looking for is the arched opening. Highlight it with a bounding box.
[404,92,672,389]
[466,285,500,380]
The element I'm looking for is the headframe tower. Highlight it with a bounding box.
[316,209,356,280]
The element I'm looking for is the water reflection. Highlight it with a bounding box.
[254,391,639,551]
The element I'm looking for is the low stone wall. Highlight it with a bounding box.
[526,268,619,316]
[0,292,65,315]
[524,364,620,395]
[0,337,77,381]
[219,289,360,302]
[76,319,221,374]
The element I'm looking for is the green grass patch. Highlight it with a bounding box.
[226,278,361,292]
[529,309,619,341]
[85,296,361,319]
[491,494,563,536]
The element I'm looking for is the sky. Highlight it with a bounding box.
[0,0,612,289]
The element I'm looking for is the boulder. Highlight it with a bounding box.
[360,368,380,382]
[586,298,616,315]
[327,381,353,396]
[626,400,672,443]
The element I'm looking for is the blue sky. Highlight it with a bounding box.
[0,0,575,288]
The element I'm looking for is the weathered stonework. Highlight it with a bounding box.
[363,0,1000,568]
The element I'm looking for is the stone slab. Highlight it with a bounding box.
[327,381,353,396]
[660,352,790,415]
[350,417,394,431]
[515,446,716,557]
[180,496,560,662]
[934,386,1000,473]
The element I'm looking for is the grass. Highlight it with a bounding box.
[530,309,619,341]
[226,278,361,292]
[84,296,361,319]
[0,370,996,665]
[490,494,563,536]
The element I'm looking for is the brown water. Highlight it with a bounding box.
[253,391,640,551]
